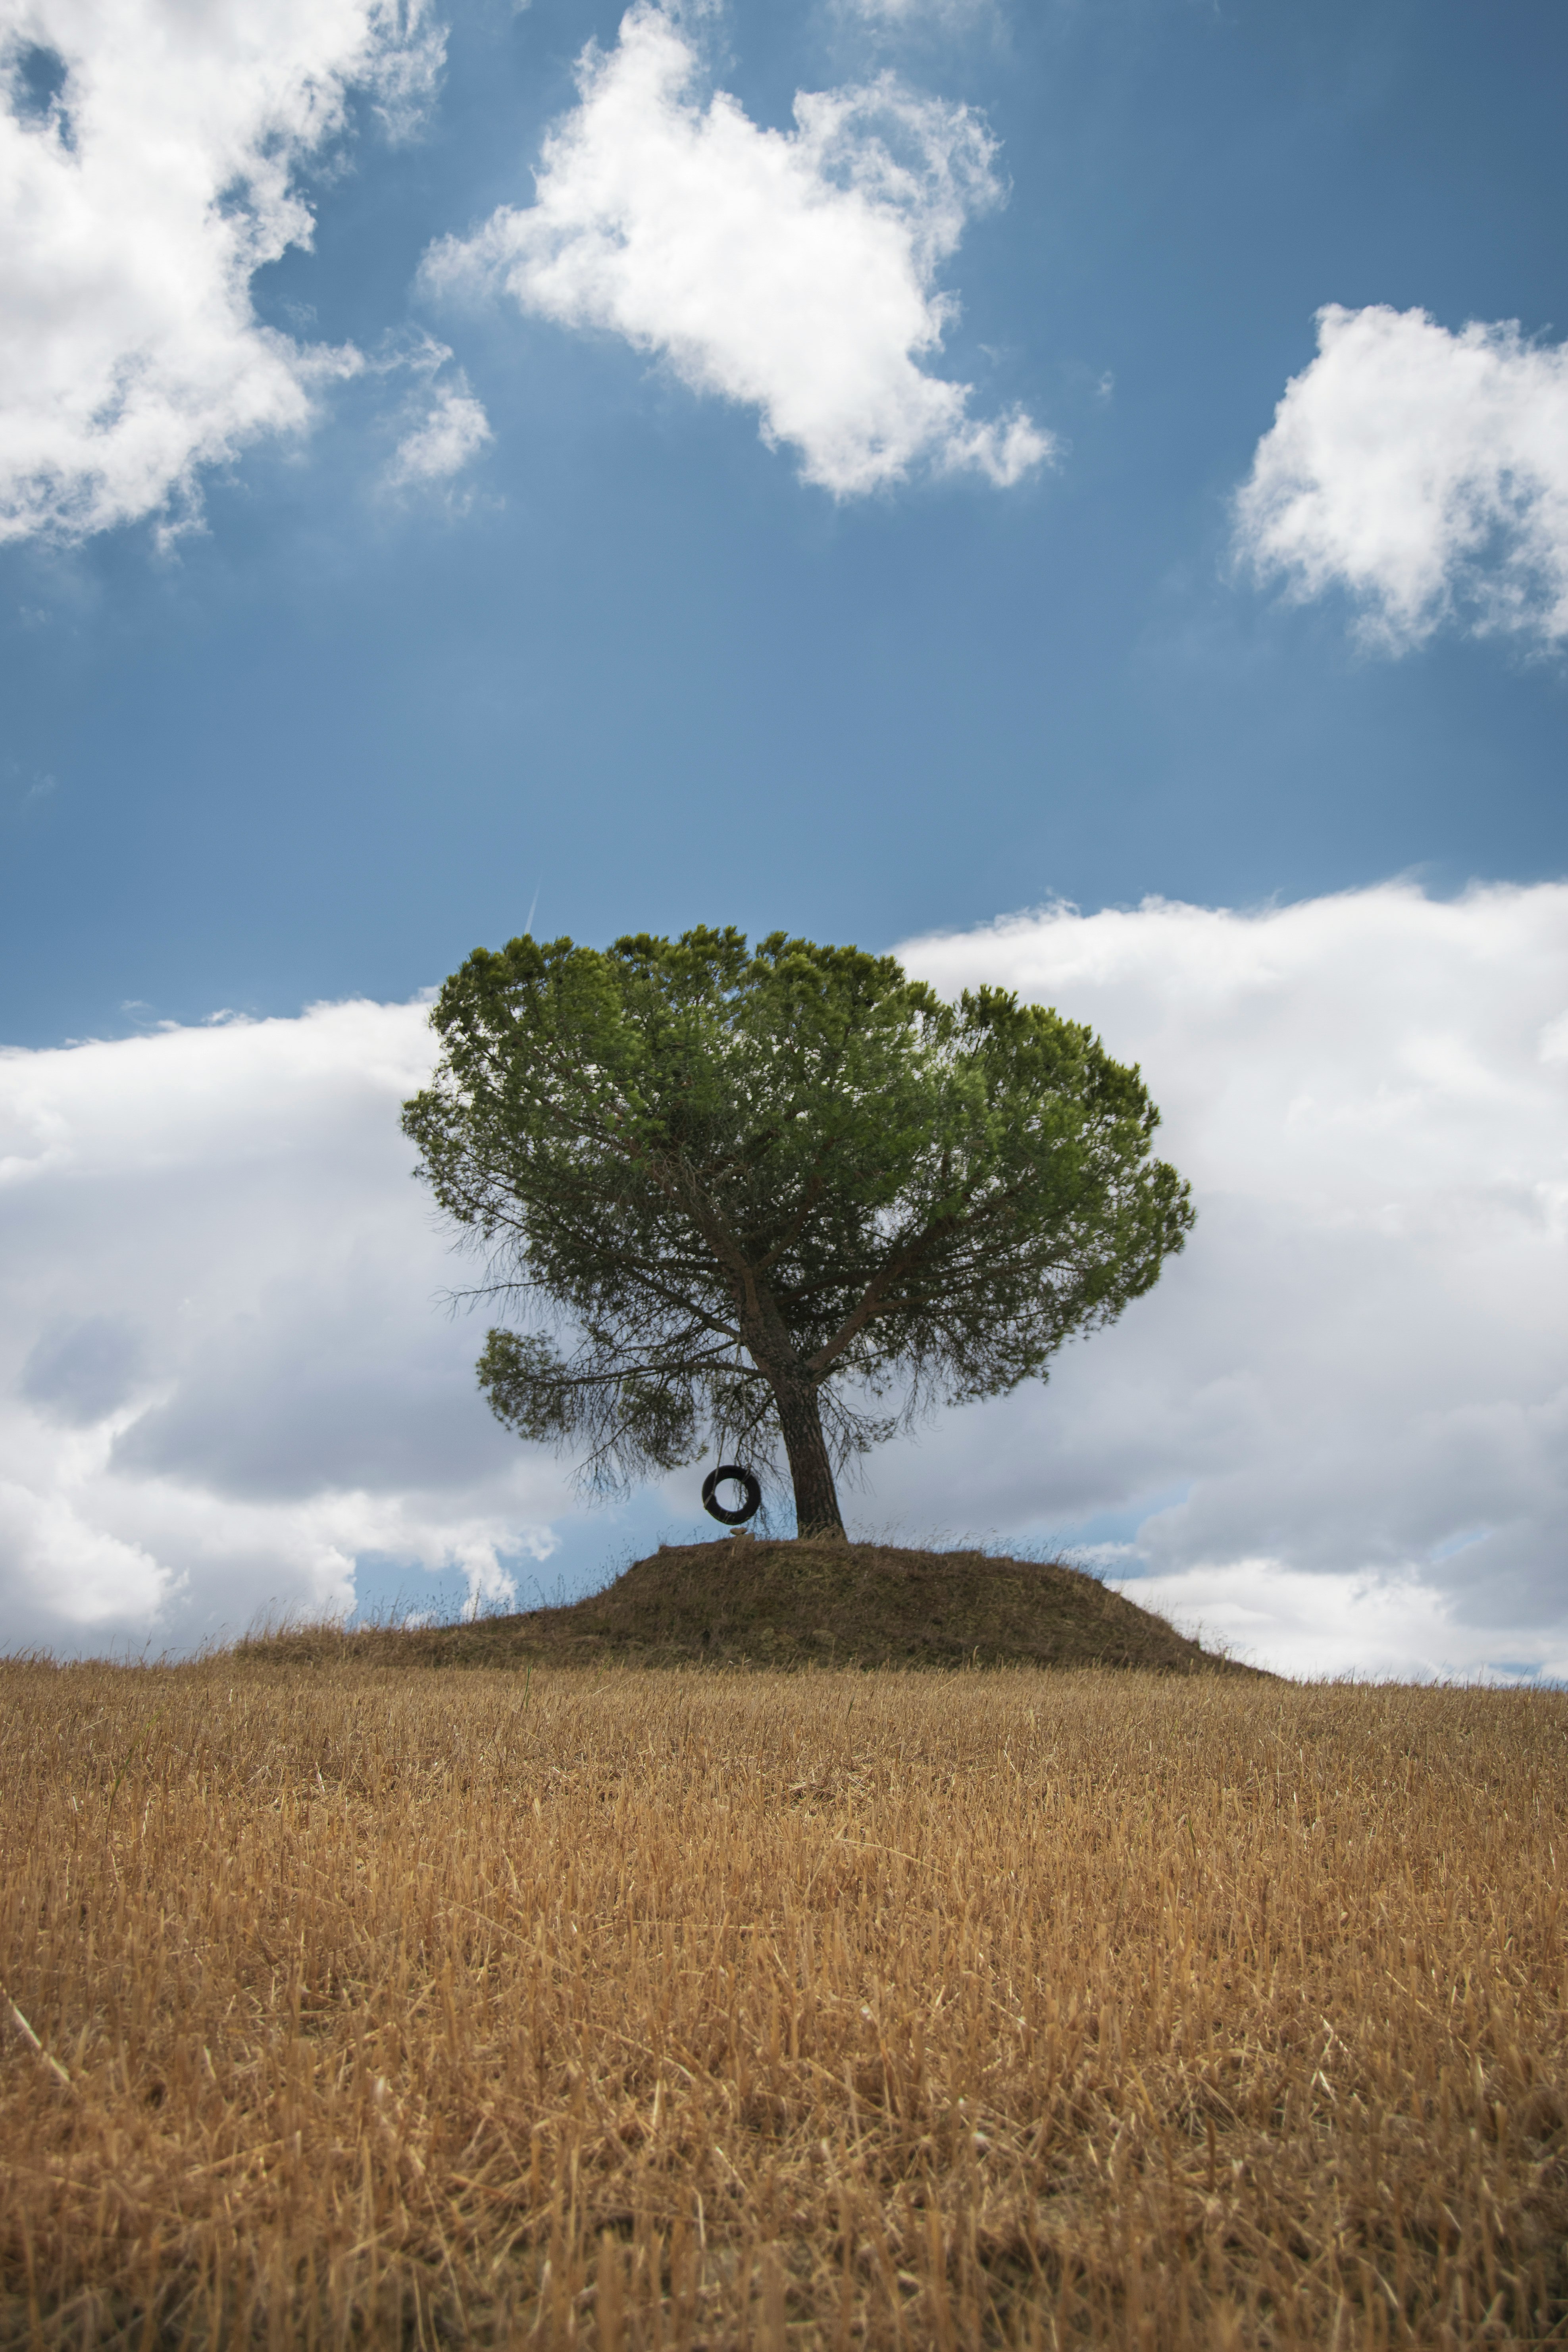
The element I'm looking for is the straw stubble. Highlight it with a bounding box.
[1,1659,1564,2345]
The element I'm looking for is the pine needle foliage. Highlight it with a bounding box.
[401,926,1194,1535]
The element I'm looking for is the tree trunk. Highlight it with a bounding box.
[771,1372,846,1540]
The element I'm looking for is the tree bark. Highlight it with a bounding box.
[770,1370,846,1540]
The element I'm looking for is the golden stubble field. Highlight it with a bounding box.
[2,1659,1565,2348]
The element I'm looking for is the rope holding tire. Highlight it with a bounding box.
[701,1464,762,1526]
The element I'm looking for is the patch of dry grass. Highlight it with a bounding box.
[2,1658,1564,2346]
[235,1540,1253,1677]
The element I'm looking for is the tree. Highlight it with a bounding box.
[401,926,1195,1540]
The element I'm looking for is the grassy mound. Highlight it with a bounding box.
[244,1538,1256,1674]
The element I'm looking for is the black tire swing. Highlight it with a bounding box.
[701,1464,762,1526]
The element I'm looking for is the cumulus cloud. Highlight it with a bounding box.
[0,1000,568,1654]
[7,884,1568,1679]
[0,0,446,543]
[421,2,1050,496]
[896,882,1568,1679]
[1237,304,1568,651]
[388,374,492,486]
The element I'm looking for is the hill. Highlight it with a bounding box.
[242,1536,1257,1674]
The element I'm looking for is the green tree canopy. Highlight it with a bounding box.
[401,926,1195,1539]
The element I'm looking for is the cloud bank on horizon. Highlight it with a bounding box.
[0,1000,567,1654]
[3,882,1565,1681]
[423,3,1050,496]
[899,882,1568,1679]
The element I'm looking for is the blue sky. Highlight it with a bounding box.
[4,0,1564,1043]
[1,0,1566,1674]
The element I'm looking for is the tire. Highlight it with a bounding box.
[701,1464,762,1525]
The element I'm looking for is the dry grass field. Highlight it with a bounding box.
[2,1653,1565,2347]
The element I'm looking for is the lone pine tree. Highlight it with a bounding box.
[402,926,1194,1540]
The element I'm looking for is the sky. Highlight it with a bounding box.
[1,0,1565,1675]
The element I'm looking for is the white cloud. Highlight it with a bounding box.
[388,373,492,485]
[359,0,446,142]
[8,883,1568,1680]
[840,0,995,27]
[1237,304,1568,651]
[0,1000,567,1653]
[421,2,1050,496]
[0,0,446,543]
[895,881,1568,1681]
